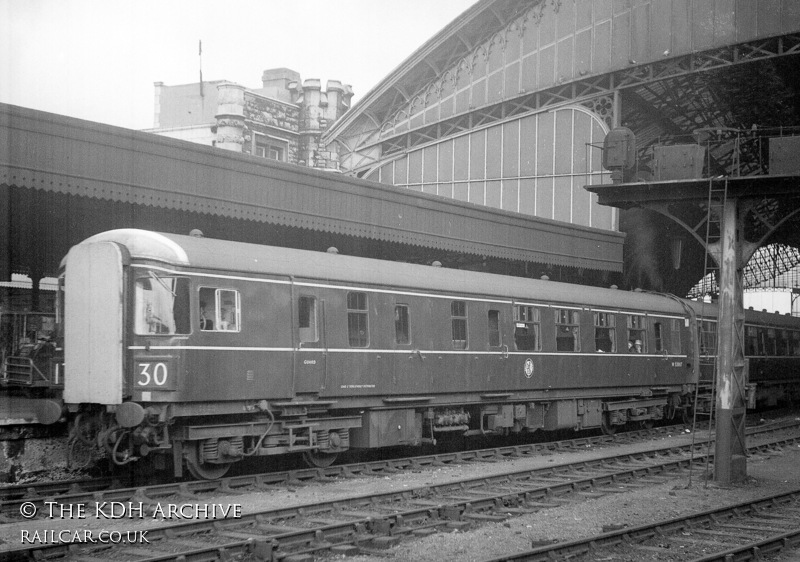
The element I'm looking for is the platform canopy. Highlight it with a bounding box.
[0,103,623,294]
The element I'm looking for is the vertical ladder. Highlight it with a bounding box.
[688,178,728,486]
[698,178,728,420]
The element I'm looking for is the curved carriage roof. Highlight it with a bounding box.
[81,229,684,316]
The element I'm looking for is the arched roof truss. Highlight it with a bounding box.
[326,0,800,179]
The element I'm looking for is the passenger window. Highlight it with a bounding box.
[199,287,240,332]
[488,310,501,347]
[654,321,663,352]
[347,292,369,347]
[699,320,716,355]
[745,326,758,356]
[298,296,318,343]
[767,328,777,355]
[594,312,615,352]
[792,331,800,356]
[627,314,646,353]
[451,301,467,349]
[671,319,682,354]
[757,328,767,355]
[777,330,788,356]
[555,309,580,352]
[513,305,540,351]
[135,275,190,335]
[395,305,410,345]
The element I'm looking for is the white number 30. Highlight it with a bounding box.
[137,362,168,386]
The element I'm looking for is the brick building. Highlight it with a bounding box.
[147,68,353,171]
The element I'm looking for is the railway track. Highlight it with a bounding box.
[2,420,799,561]
[2,409,790,506]
[0,420,693,515]
[487,488,800,561]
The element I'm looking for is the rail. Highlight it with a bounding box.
[3,420,798,562]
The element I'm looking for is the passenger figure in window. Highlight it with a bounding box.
[198,287,240,332]
[199,301,213,330]
[627,315,646,353]
[221,307,236,330]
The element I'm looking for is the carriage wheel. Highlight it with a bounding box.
[185,444,231,480]
[303,450,338,468]
[186,459,231,480]
[600,413,617,435]
[640,419,655,430]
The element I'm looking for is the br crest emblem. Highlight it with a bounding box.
[523,358,534,378]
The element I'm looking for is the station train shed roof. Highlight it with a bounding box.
[323,0,800,297]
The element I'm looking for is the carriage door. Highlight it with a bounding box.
[294,295,327,394]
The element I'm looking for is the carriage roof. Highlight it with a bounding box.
[72,229,695,317]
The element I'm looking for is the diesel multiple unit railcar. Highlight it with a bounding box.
[8,229,800,479]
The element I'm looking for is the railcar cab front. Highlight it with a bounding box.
[59,234,181,472]
[58,232,251,476]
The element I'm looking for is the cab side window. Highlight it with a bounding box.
[199,287,240,332]
[135,275,190,335]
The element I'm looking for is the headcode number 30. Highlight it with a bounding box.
[137,362,169,386]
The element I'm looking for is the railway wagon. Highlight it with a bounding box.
[35,229,707,479]
[734,308,800,407]
[681,304,800,416]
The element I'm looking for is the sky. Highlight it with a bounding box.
[0,0,477,131]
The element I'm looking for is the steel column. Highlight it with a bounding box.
[713,197,748,484]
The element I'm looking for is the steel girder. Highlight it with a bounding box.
[354,34,800,174]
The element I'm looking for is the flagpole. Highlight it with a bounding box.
[199,40,204,98]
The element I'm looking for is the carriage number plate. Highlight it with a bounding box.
[135,359,177,390]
